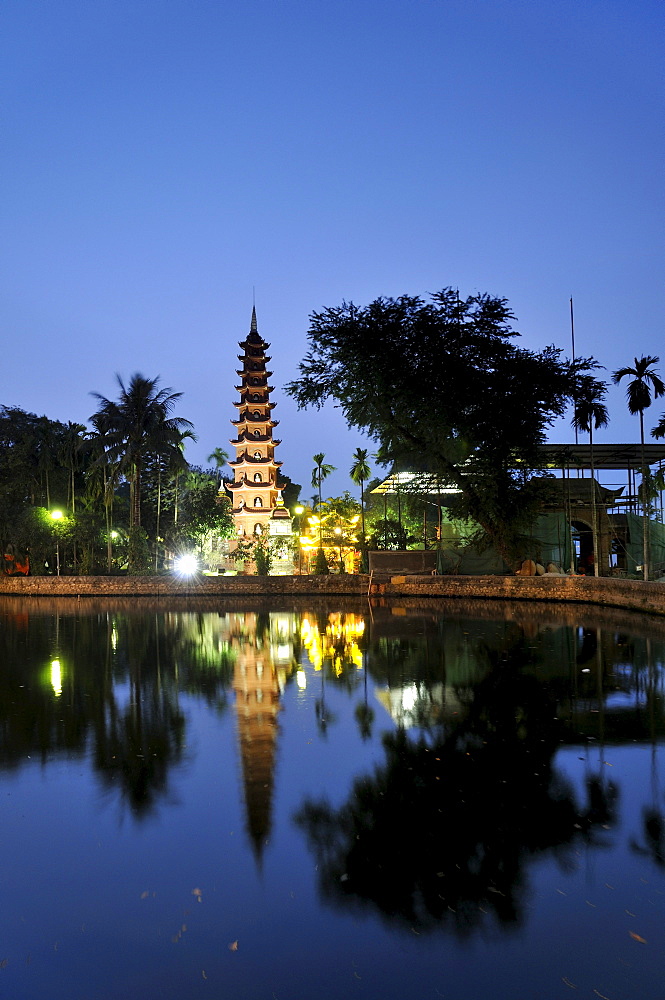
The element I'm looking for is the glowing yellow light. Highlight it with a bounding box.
[50,659,62,697]
[51,510,63,521]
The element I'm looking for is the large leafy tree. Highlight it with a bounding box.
[174,470,234,553]
[90,374,194,530]
[0,406,90,571]
[287,289,603,562]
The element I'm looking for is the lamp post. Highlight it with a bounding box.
[294,505,304,574]
[51,510,63,576]
[334,526,343,573]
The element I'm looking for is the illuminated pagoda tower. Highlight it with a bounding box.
[227,309,292,548]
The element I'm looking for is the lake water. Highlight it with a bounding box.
[0,595,664,1000]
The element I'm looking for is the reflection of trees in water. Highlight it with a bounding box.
[0,610,236,817]
[297,647,619,937]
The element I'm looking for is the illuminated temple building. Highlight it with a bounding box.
[224,308,293,569]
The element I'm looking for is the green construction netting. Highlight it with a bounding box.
[433,511,665,576]
[434,512,572,575]
[614,513,665,576]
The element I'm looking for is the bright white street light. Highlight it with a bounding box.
[174,554,198,576]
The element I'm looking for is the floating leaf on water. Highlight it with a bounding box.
[229,940,238,951]
[629,931,647,944]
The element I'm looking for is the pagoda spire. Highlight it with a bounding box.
[250,305,258,334]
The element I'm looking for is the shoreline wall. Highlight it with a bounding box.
[1,574,665,617]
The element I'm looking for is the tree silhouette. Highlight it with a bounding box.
[572,377,609,576]
[613,356,665,580]
[350,447,371,571]
[90,374,194,531]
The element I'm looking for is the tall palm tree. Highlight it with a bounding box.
[311,453,336,551]
[90,374,194,530]
[311,453,336,511]
[572,379,609,576]
[207,446,230,476]
[350,448,371,570]
[613,356,665,580]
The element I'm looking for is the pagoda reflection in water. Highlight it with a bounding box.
[225,612,298,857]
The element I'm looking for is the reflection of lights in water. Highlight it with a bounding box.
[297,670,307,689]
[50,659,62,697]
[111,626,118,650]
[300,613,366,674]
[375,682,450,728]
[276,644,291,661]
[399,684,418,713]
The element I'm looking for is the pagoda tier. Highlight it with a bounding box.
[231,412,279,427]
[229,451,282,464]
[231,433,282,446]
[227,477,276,490]
[238,353,272,364]
[235,384,275,394]
[234,397,276,408]
[236,369,273,379]
[225,308,291,539]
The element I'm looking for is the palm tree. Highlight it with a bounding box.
[350,448,371,571]
[311,453,336,554]
[90,374,194,530]
[572,379,609,576]
[207,447,230,478]
[311,453,336,511]
[613,356,665,580]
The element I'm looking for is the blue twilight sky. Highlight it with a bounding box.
[2,0,663,500]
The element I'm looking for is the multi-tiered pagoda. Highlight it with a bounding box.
[226,309,291,540]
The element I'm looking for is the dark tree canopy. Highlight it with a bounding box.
[286,289,605,560]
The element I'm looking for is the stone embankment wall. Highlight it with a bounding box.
[0,575,369,597]
[1,573,665,616]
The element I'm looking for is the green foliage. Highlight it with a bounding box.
[314,547,330,575]
[278,475,302,509]
[321,492,362,520]
[127,525,153,575]
[254,535,273,575]
[175,471,234,550]
[287,289,604,562]
[227,534,287,575]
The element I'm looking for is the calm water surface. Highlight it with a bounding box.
[1,596,664,1000]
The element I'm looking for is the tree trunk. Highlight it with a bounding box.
[589,426,599,577]
[640,410,649,581]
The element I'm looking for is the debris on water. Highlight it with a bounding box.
[629,931,647,944]
[229,940,238,952]
[561,976,577,989]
